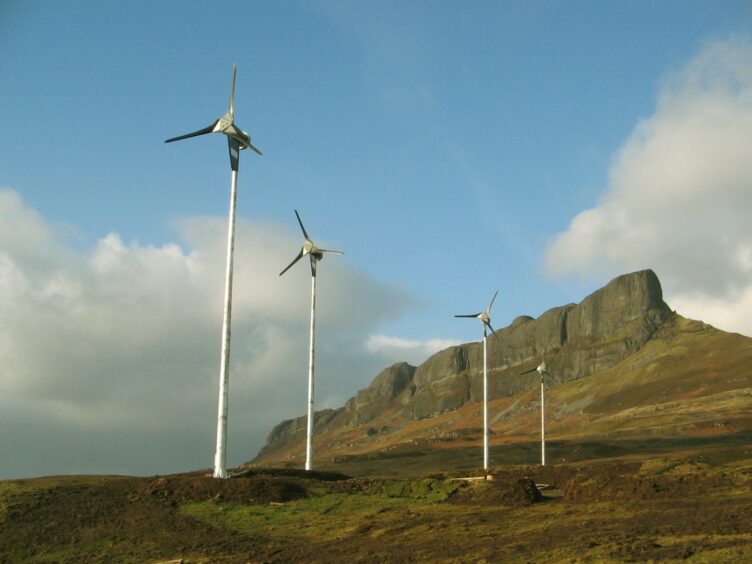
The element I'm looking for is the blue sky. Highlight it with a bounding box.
[2,1,752,478]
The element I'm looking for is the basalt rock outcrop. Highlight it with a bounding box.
[344,362,417,424]
[255,408,344,460]
[406,269,670,420]
[255,269,673,459]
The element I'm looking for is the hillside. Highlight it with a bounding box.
[251,269,752,471]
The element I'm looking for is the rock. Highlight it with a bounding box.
[254,270,674,457]
[407,270,670,418]
[256,363,416,454]
[556,269,670,381]
[566,269,668,343]
[408,372,471,419]
[344,362,417,425]
[412,346,470,389]
[357,362,416,404]
[255,408,343,459]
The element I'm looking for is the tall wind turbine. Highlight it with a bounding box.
[455,290,499,473]
[521,360,549,466]
[165,64,262,479]
[280,210,343,471]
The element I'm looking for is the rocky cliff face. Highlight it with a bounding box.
[344,362,417,425]
[255,270,672,459]
[254,408,344,460]
[406,269,670,419]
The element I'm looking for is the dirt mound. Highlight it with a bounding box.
[328,477,385,495]
[143,473,309,505]
[451,477,541,507]
[330,477,463,502]
[236,467,349,481]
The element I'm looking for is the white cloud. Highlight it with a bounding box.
[0,189,419,478]
[365,334,462,365]
[544,37,752,336]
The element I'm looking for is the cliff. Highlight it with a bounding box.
[253,269,674,461]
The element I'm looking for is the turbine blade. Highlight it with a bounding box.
[165,121,219,143]
[487,289,499,313]
[294,210,310,240]
[229,64,237,118]
[486,321,499,339]
[228,137,240,172]
[520,368,538,375]
[319,249,344,255]
[279,248,305,276]
[455,313,482,318]
[248,142,262,156]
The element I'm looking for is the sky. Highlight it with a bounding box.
[1,1,752,479]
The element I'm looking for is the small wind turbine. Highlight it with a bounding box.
[455,290,499,473]
[165,64,261,479]
[521,360,549,466]
[280,210,343,471]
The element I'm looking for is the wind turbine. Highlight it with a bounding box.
[521,360,549,466]
[280,210,343,471]
[455,290,499,473]
[165,64,262,479]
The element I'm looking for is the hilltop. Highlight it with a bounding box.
[251,269,752,473]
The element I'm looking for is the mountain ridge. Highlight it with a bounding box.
[251,269,752,467]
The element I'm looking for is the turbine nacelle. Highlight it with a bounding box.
[521,359,550,381]
[455,289,499,338]
[213,115,261,155]
[280,210,343,277]
[165,64,262,170]
[300,238,328,262]
[302,238,317,258]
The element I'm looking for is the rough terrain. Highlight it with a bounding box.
[2,448,752,562]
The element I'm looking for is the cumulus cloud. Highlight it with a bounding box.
[0,189,420,478]
[544,37,752,336]
[364,335,462,366]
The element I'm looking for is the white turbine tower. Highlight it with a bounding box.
[165,64,262,479]
[280,210,343,471]
[521,360,549,466]
[455,290,499,473]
